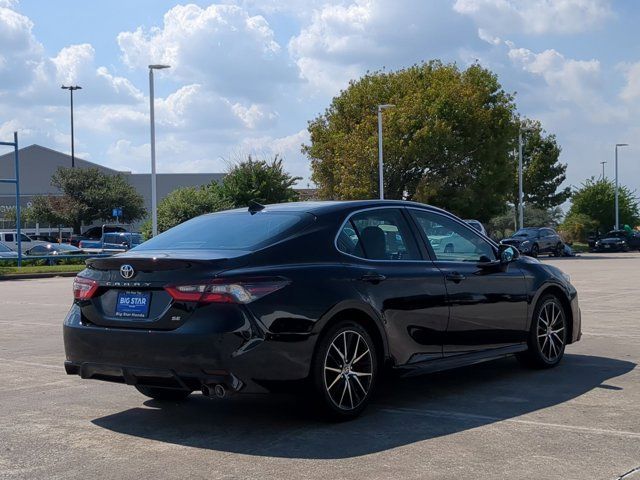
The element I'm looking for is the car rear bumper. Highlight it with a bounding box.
[63,304,315,394]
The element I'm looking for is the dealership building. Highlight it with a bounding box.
[0,144,225,231]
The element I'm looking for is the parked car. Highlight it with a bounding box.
[25,243,84,256]
[64,201,581,420]
[464,219,487,237]
[0,241,18,258]
[593,230,640,252]
[70,225,127,247]
[0,232,47,253]
[30,234,61,243]
[501,227,564,257]
[79,232,143,253]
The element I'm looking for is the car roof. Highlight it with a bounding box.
[220,200,449,216]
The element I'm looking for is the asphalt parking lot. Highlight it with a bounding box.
[1,254,639,480]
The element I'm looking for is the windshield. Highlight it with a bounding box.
[513,228,538,237]
[605,231,625,238]
[134,211,312,251]
[0,243,11,252]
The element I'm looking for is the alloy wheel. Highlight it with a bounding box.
[323,330,373,411]
[536,300,566,362]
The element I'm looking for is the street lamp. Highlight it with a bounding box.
[61,85,82,168]
[518,130,524,229]
[600,161,607,181]
[614,143,629,230]
[377,104,395,200]
[148,64,170,237]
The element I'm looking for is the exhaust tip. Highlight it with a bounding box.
[214,384,226,398]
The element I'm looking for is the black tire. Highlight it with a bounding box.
[444,244,454,254]
[530,244,539,258]
[517,294,567,369]
[311,321,378,420]
[135,385,192,401]
[553,243,563,257]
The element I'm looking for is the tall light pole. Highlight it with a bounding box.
[600,161,607,181]
[148,64,170,237]
[377,104,395,200]
[614,143,629,230]
[518,129,524,230]
[61,85,82,168]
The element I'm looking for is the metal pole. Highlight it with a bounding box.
[149,68,158,237]
[518,130,524,230]
[70,88,75,168]
[600,161,606,181]
[14,131,21,267]
[377,107,384,200]
[615,145,619,230]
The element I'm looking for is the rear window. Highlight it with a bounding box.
[134,211,311,251]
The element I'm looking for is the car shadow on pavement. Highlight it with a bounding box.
[92,354,635,459]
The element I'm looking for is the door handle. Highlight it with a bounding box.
[360,273,387,283]
[445,272,466,283]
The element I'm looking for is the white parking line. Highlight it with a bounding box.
[378,407,640,439]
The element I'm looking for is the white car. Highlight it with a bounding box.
[0,241,18,258]
[0,232,47,253]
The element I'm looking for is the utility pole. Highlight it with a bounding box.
[614,143,629,230]
[148,64,170,237]
[61,85,82,167]
[518,130,524,229]
[600,161,607,181]
[377,104,395,200]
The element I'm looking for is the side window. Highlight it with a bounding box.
[20,234,31,242]
[337,208,420,260]
[410,210,496,262]
[5,234,14,242]
[30,246,46,255]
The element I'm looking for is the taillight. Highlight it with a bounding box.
[73,276,98,300]
[164,278,288,304]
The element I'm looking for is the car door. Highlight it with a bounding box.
[408,209,529,355]
[336,207,449,365]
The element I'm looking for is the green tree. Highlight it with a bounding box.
[220,154,301,208]
[30,167,146,233]
[487,206,563,240]
[559,212,599,243]
[140,183,233,237]
[304,61,518,221]
[566,178,640,232]
[511,119,570,214]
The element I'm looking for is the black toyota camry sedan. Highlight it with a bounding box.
[64,200,581,419]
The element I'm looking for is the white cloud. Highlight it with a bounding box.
[289,0,479,94]
[117,3,298,102]
[619,61,640,102]
[505,41,622,122]
[453,0,612,35]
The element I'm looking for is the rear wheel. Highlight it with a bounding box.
[311,321,378,420]
[135,385,192,401]
[517,294,567,368]
[444,244,454,254]
[530,244,539,258]
[554,243,563,257]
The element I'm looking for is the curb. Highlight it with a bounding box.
[0,272,79,281]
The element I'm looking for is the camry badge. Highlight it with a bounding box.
[120,264,135,279]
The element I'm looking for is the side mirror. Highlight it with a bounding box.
[498,244,519,264]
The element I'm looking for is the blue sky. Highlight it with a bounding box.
[1,0,640,198]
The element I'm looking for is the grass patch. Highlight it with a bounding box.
[0,264,85,276]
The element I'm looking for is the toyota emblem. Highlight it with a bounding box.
[120,264,135,279]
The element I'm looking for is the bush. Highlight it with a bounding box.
[559,213,598,243]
